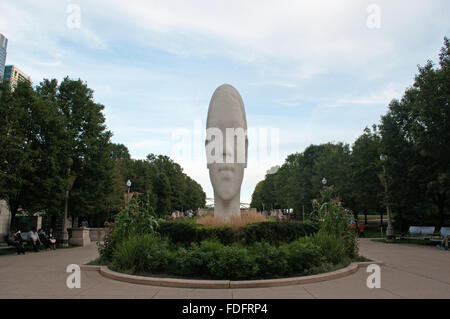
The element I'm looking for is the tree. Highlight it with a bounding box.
[350,126,384,220]
[250,180,265,211]
[380,38,450,227]
[0,81,67,227]
[37,77,121,221]
[154,172,171,216]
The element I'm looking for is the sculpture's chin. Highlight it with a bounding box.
[209,168,243,202]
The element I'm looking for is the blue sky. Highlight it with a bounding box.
[1,0,449,203]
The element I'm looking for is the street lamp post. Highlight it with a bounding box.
[127,179,132,203]
[322,177,327,215]
[380,155,395,241]
[61,158,73,248]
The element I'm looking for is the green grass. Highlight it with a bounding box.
[361,228,386,238]
[372,238,439,246]
[353,255,372,262]
[86,257,102,265]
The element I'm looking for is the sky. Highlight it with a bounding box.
[1,0,449,204]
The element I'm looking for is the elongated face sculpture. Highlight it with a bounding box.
[206,84,248,220]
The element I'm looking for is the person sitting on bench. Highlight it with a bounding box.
[38,229,50,250]
[7,229,25,255]
[48,228,57,250]
[437,235,449,251]
[28,227,41,252]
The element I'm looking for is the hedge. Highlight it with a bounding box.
[111,235,332,279]
[240,221,319,245]
[157,220,319,246]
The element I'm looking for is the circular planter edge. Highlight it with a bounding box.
[81,259,384,289]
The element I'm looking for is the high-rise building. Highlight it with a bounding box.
[0,33,7,80]
[3,65,32,90]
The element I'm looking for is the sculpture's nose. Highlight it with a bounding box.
[223,137,235,163]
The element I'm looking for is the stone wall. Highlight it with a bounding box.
[69,227,108,246]
[0,200,11,242]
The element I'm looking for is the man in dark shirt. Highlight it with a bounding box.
[7,229,25,255]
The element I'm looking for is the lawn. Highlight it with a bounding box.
[372,238,441,247]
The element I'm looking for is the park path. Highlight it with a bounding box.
[0,238,448,299]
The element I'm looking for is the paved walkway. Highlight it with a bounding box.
[0,239,448,299]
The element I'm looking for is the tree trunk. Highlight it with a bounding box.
[8,204,19,231]
[436,194,446,227]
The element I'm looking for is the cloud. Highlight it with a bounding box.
[1,0,448,202]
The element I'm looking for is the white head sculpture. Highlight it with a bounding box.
[206,84,248,220]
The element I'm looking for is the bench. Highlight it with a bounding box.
[430,227,450,242]
[404,226,435,240]
[2,232,31,249]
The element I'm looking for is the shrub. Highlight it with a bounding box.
[196,226,235,245]
[172,243,206,277]
[207,245,258,280]
[240,221,318,245]
[341,227,359,259]
[111,234,170,273]
[310,187,359,261]
[171,240,224,277]
[309,232,347,264]
[280,239,324,274]
[158,221,198,244]
[99,197,160,262]
[158,221,235,245]
[250,242,289,277]
[158,220,317,246]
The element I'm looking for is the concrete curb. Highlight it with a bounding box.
[82,259,384,289]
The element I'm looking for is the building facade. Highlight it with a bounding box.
[3,65,31,90]
[0,33,7,80]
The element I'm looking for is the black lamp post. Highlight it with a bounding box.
[126,179,132,203]
[322,177,328,215]
[380,155,394,241]
[62,158,73,247]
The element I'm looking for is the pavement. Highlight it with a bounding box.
[0,238,449,299]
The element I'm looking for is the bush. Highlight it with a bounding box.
[172,243,205,277]
[158,221,198,244]
[280,239,324,274]
[309,232,347,264]
[240,221,318,245]
[341,227,359,259]
[197,226,236,245]
[108,234,354,280]
[111,234,170,273]
[158,220,318,246]
[99,197,160,262]
[171,240,224,277]
[207,245,258,280]
[158,221,236,245]
[250,242,289,277]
